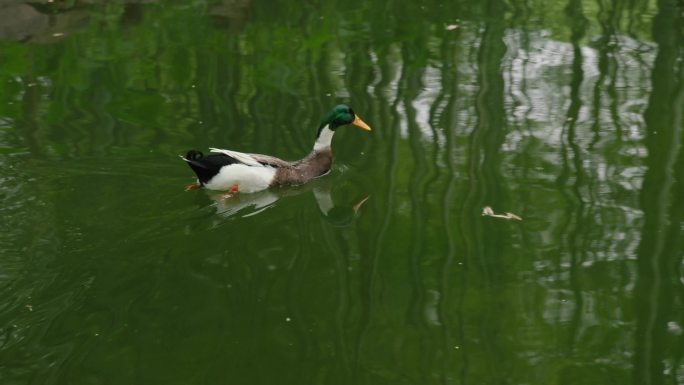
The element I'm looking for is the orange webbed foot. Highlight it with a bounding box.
[228,184,239,194]
[185,182,201,192]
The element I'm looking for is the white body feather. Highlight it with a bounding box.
[204,162,276,193]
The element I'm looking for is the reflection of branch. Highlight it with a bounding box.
[481,206,522,221]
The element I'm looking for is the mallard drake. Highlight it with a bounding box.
[181,104,371,193]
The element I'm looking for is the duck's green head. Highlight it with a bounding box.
[318,105,372,134]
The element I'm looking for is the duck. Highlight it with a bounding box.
[181,104,371,193]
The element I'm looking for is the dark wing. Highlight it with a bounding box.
[209,148,293,168]
[247,153,293,168]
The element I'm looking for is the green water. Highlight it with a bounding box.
[1,0,683,384]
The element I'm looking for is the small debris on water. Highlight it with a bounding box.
[446,24,458,31]
[667,321,682,335]
[482,206,522,221]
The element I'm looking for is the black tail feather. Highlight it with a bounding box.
[181,149,239,185]
[185,150,204,160]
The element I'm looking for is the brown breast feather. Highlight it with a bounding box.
[266,149,333,187]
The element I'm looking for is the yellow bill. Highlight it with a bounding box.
[352,115,372,131]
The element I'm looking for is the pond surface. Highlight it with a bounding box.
[1,0,683,384]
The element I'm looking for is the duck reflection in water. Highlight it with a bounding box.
[202,177,369,225]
